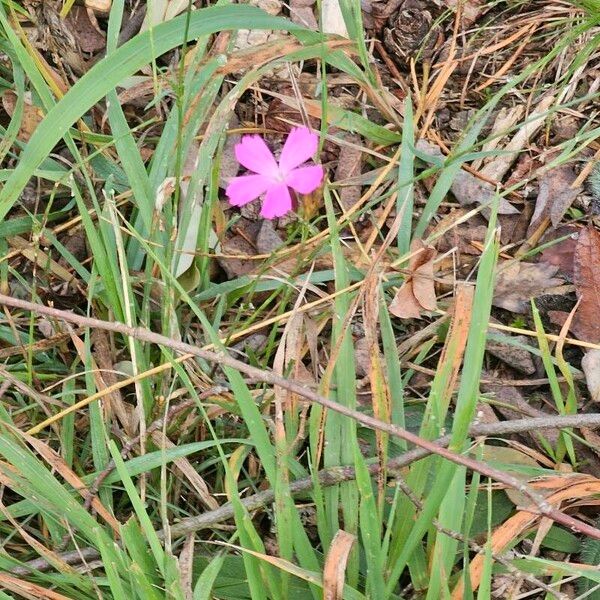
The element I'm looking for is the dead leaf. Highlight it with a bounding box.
[476,445,541,506]
[452,474,600,597]
[539,226,578,279]
[389,239,437,319]
[416,140,518,216]
[493,261,564,313]
[527,164,581,236]
[289,0,318,29]
[66,6,106,53]
[572,226,600,343]
[486,332,536,375]
[217,235,257,279]
[333,135,363,212]
[480,94,556,183]
[2,91,44,142]
[582,349,600,403]
[85,0,111,15]
[443,0,488,27]
[321,0,349,36]
[323,530,355,600]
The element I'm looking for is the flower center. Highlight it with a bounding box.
[274,168,286,183]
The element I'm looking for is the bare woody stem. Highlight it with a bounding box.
[1,293,600,542]
[9,412,600,577]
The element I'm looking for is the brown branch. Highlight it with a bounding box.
[2,293,600,541]
[9,413,600,577]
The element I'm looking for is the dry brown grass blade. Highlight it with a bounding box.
[3,295,600,540]
[21,431,121,535]
[452,475,600,597]
[363,269,389,504]
[0,497,81,578]
[437,283,474,403]
[0,573,73,600]
[323,530,356,600]
[69,329,134,435]
[149,429,219,511]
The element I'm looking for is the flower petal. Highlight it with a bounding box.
[225,174,271,207]
[260,182,293,219]
[285,165,324,194]
[278,127,319,174]
[235,135,279,176]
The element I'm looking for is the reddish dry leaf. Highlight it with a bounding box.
[527,164,581,236]
[539,225,578,279]
[389,239,437,319]
[493,260,564,313]
[572,226,600,343]
[323,530,356,600]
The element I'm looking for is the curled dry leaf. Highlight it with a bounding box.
[572,226,600,344]
[493,260,564,314]
[527,164,581,236]
[582,349,600,403]
[389,239,437,319]
[323,530,356,600]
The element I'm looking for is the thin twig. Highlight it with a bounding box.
[9,413,600,576]
[2,294,600,541]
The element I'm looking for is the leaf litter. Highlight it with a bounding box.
[6,1,600,598]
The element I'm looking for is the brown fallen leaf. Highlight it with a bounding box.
[572,226,600,343]
[493,260,564,313]
[389,239,437,319]
[416,140,518,216]
[486,332,536,375]
[539,225,578,280]
[527,164,581,236]
[334,134,363,211]
[66,6,106,54]
[289,0,318,29]
[2,91,44,142]
[443,0,489,27]
[85,0,111,14]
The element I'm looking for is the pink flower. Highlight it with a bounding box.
[225,127,324,219]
